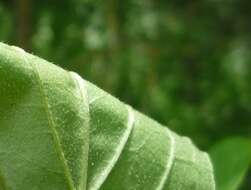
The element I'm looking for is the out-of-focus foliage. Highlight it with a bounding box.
[0,0,251,188]
[210,137,251,190]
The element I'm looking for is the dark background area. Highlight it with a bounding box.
[0,0,251,189]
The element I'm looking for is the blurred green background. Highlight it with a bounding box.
[0,0,251,189]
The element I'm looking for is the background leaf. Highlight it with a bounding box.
[210,137,251,190]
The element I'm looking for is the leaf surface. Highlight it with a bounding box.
[0,42,215,190]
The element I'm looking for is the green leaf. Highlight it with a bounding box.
[0,42,215,190]
[210,137,251,190]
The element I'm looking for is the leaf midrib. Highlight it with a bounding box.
[15,47,75,190]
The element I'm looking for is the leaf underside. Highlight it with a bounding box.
[0,43,215,190]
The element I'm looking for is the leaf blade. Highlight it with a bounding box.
[85,81,215,190]
[0,43,89,190]
[0,42,215,190]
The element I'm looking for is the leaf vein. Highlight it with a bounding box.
[91,105,135,190]
[69,72,90,190]
[156,129,175,190]
[13,46,75,190]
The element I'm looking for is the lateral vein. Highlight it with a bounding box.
[156,129,175,190]
[69,72,90,190]
[90,105,135,190]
